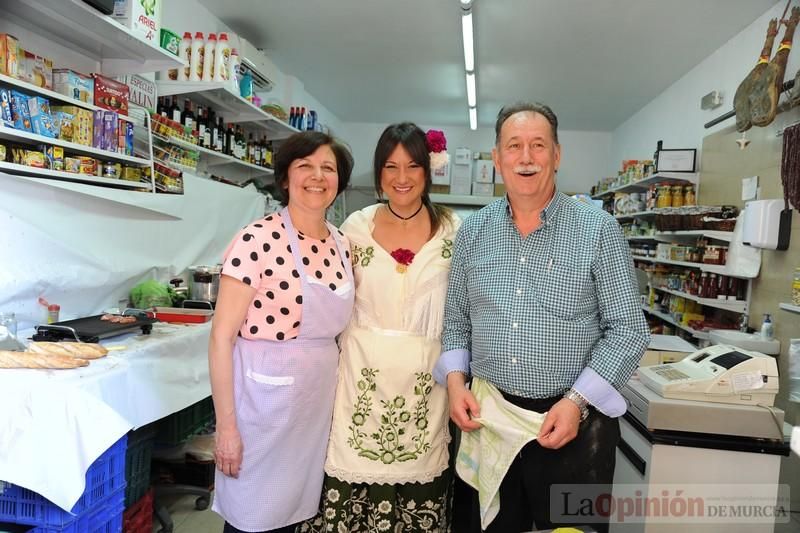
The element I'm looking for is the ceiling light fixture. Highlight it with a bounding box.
[461,1,477,130]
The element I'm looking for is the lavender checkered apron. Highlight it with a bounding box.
[213,207,354,531]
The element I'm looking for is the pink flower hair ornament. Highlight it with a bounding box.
[426,129,450,171]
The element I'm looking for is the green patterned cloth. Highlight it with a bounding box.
[298,472,452,533]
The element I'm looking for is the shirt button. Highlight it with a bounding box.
[511,357,518,363]
[520,257,526,263]
[512,322,518,328]
[514,390,521,395]
[516,289,522,295]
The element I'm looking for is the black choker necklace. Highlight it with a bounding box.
[387,202,424,221]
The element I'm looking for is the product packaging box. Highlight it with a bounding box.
[53,111,75,142]
[112,0,161,44]
[472,182,494,196]
[27,96,57,138]
[44,145,64,171]
[103,111,119,152]
[160,28,180,56]
[0,34,19,78]
[53,69,94,104]
[117,74,156,113]
[125,121,134,155]
[431,161,450,186]
[19,51,53,89]
[64,156,81,174]
[450,161,472,195]
[93,74,129,115]
[10,91,31,131]
[93,109,104,148]
[454,147,471,165]
[473,159,494,183]
[0,88,13,128]
[52,105,93,146]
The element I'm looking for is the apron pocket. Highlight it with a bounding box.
[239,367,296,428]
[246,369,294,386]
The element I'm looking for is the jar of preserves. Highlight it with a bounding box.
[703,245,722,265]
[792,267,800,306]
[656,185,672,208]
[671,185,685,207]
[684,185,696,206]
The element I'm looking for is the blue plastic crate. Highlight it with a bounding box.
[0,435,127,528]
[28,489,124,533]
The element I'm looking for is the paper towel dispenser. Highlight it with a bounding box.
[742,199,791,250]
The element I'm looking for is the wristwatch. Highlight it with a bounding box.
[563,388,590,421]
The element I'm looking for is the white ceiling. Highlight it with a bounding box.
[199,0,778,131]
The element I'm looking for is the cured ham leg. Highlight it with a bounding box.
[733,18,778,132]
[750,7,800,127]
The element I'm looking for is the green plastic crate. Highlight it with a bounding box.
[124,423,157,508]
[156,396,214,446]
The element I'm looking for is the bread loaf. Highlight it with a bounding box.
[0,350,89,369]
[27,341,108,359]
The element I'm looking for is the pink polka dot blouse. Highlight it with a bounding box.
[221,212,350,341]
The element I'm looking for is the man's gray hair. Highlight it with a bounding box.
[494,102,559,146]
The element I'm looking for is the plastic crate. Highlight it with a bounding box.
[156,396,214,446]
[0,436,127,528]
[28,489,124,533]
[124,425,156,508]
[122,489,152,533]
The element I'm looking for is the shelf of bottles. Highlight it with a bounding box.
[152,94,275,182]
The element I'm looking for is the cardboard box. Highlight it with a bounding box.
[450,162,472,195]
[112,0,161,44]
[93,74,129,116]
[53,69,94,104]
[431,160,450,185]
[19,51,53,90]
[454,147,471,165]
[10,91,31,131]
[27,97,57,138]
[638,350,691,368]
[117,74,156,113]
[473,159,494,183]
[0,34,19,78]
[0,89,13,128]
[52,106,93,146]
[430,184,450,194]
[472,182,494,196]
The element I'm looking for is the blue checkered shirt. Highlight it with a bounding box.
[434,192,649,415]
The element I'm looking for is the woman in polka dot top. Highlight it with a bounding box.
[301,123,461,532]
[209,132,355,533]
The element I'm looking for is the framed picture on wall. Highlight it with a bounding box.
[656,149,696,173]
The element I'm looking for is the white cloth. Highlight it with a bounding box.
[324,204,461,484]
[455,377,547,530]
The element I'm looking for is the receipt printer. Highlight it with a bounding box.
[638,344,779,406]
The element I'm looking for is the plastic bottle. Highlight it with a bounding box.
[228,48,240,93]
[240,70,253,101]
[179,32,192,81]
[789,338,800,403]
[202,33,216,82]
[214,32,231,82]
[189,31,204,82]
[760,313,774,340]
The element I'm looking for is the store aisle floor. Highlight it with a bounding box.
[153,492,223,533]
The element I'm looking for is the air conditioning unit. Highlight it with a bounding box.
[237,36,277,92]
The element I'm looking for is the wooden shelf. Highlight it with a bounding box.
[779,302,800,313]
[0,125,151,166]
[592,172,698,199]
[0,73,135,123]
[4,0,184,76]
[642,304,709,340]
[653,286,747,314]
[0,164,151,190]
[156,82,299,138]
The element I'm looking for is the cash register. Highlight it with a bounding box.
[638,343,779,406]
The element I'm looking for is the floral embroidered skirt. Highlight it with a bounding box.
[298,471,452,533]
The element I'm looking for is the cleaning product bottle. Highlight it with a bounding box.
[228,48,240,93]
[179,32,192,81]
[202,33,216,82]
[240,69,253,101]
[760,313,774,340]
[214,32,231,82]
[189,32,204,81]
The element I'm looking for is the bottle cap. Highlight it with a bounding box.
[183,32,192,39]
[207,33,217,40]
[218,32,228,41]
[48,304,60,311]
[195,32,204,39]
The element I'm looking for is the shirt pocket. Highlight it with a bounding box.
[534,260,591,320]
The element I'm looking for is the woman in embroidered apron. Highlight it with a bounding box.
[210,131,355,533]
[300,123,461,533]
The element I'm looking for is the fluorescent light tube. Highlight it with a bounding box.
[466,72,476,107]
[469,107,477,130]
[462,12,474,72]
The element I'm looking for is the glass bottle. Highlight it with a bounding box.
[707,274,718,299]
[671,185,684,207]
[684,185,696,206]
[656,185,672,208]
[792,267,800,306]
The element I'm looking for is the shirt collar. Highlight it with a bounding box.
[503,190,564,226]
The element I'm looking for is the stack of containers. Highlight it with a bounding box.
[0,436,127,532]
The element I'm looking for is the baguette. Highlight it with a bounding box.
[27,341,108,359]
[0,350,89,369]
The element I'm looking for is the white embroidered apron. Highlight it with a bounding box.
[213,207,354,531]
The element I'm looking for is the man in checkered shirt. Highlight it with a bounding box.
[434,102,650,533]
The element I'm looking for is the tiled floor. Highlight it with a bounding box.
[153,493,223,533]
